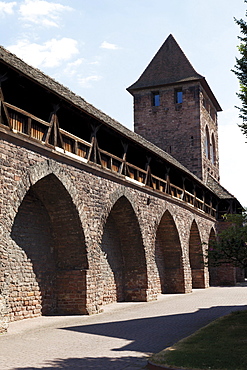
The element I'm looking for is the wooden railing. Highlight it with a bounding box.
[0,101,216,217]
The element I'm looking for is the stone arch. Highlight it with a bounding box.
[100,195,148,303]
[10,173,88,318]
[8,159,83,230]
[155,210,185,293]
[108,186,139,221]
[189,220,205,288]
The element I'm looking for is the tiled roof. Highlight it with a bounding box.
[206,174,235,199]
[127,34,222,111]
[128,34,203,89]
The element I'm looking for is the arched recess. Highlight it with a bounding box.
[11,174,88,316]
[208,227,217,286]
[189,220,205,288]
[155,210,185,293]
[100,196,148,303]
[205,125,210,159]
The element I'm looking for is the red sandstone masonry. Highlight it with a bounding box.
[0,133,216,332]
[133,84,219,183]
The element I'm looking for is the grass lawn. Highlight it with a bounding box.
[149,310,247,370]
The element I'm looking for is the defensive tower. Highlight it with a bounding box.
[127,34,222,183]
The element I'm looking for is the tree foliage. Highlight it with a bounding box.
[207,211,247,269]
[232,1,247,137]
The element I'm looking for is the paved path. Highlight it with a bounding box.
[0,285,247,370]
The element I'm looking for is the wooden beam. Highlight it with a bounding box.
[119,142,128,175]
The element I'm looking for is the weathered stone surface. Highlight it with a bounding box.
[0,134,216,332]
[132,83,219,183]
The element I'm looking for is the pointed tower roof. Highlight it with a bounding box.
[127,34,222,111]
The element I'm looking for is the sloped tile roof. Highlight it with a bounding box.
[128,34,203,89]
[127,34,222,111]
[0,43,229,199]
[206,174,235,199]
[0,44,203,181]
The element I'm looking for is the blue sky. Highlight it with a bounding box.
[1,0,247,206]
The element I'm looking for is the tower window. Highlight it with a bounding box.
[205,126,210,159]
[211,133,216,165]
[152,92,160,106]
[175,89,183,104]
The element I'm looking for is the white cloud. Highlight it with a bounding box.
[8,38,79,68]
[19,0,72,27]
[90,60,100,65]
[0,1,17,15]
[79,75,102,88]
[100,41,120,50]
[68,58,84,68]
[63,58,85,76]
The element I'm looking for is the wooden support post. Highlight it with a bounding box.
[181,176,185,200]
[55,115,64,149]
[87,136,95,161]
[45,113,54,145]
[27,117,31,137]
[164,168,171,194]
[74,140,78,156]
[216,201,219,219]
[210,196,213,215]
[144,157,152,187]
[202,191,206,212]
[45,111,64,149]
[120,142,128,175]
[54,116,58,147]
[88,124,102,164]
[0,88,11,129]
[193,184,196,206]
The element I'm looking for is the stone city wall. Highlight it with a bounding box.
[0,133,216,332]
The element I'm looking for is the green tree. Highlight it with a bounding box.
[232,1,247,137]
[207,211,247,269]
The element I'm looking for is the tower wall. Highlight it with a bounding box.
[199,87,220,182]
[133,81,219,183]
[128,34,221,184]
[133,82,202,179]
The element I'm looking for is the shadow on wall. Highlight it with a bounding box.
[100,196,148,303]
[10,174,88,316]
[155,210,185,293]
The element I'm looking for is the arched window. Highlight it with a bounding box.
[211,133,216,165]
[205,126,210,159]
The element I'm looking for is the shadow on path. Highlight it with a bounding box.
[14,304,247,370]
[61,304,247,353]
[11,356,147,369]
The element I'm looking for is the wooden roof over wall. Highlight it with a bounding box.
[0,44,234,203]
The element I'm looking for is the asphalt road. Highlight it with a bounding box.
[0,285,247,370]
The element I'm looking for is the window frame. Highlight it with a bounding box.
[175,89,183,104]
[152,91,160,107]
